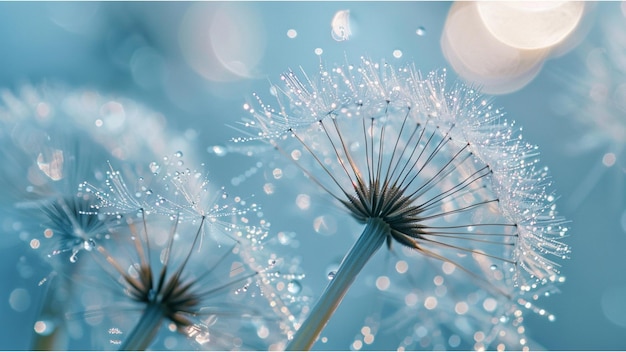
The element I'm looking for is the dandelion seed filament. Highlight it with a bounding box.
[245,57,569,350]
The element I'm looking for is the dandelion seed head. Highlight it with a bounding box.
[552,6,626,209]
[65,208,293,350]
[81,155,262,235]
[81,155,306,348]
[244,57,569,347]
[0,84,183,266]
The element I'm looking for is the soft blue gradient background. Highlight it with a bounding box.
[0,2,624,350]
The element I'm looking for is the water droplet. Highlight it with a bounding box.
[287,29,297,39]
[331,10,351,42]
[327,271,336,280]
[277,231,294,245]
[490,264,498,271]
[210,145,227,157]
[287,280,302,294]
[149,161,160,173]
[83,239,95,251]
[416,26,426,36]
[175,151,183,158]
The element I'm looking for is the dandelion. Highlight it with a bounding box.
[243,57,569,349]
[552,4,626,209]
[62,210,278,350]
[80,153,261,240]
[0,83,184,263]
[82,157,303,349]
[0,84,193,349]
[0,96,119,350]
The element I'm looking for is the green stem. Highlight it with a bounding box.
[286,218,388,351]
[120,303,164,351]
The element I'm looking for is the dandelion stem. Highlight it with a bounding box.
[286,218,388,351]
[31,275,70,351]
[120,303,164,351]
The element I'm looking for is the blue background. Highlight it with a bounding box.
[0,2,624,350]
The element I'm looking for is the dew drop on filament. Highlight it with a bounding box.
[331,9,351,42]
[83,239,95,251]
[149,161,160,173]
[287,280,302,294]
[210,145,227,157]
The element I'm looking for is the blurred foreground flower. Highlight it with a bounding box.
[554,4,626,209]
[0,84,181,349]
[241,58,569,349]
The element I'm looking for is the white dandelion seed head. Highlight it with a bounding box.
[61,211,290,350]
[82,155,262,236]
[244,57,569,329]
[0,84,180,264]
[81,157,307,346]
[561,8,626,154]
[551,5,626,209]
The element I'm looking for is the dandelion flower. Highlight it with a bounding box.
[243,57,569,349]
[0,84,194,349]
[80,153,261,239]
[0,83,183,263]
[553,5,626,208]
[81,157,302,349]
[62,210,279,350]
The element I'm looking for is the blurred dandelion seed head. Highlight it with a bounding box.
[242,57,569,342]
[0,84,177,265]
[553,7,626,209]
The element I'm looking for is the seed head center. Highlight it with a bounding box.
[343,180,423,248]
